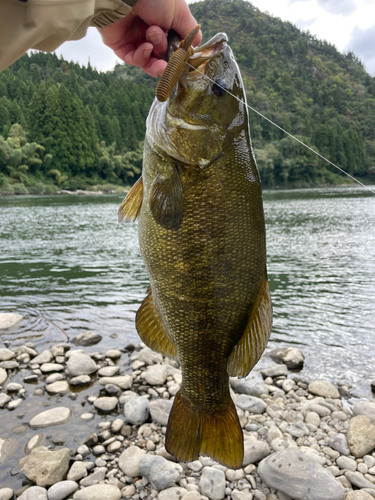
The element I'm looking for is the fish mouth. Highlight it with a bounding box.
[188,33,228,73]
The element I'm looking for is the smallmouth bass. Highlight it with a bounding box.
[119,32,272,468]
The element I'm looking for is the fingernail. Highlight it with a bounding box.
[144,47,152,58]
[149,31,162,45]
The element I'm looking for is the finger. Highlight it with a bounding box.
[142,58,167,78]
[172,0,202,46]
[120,42,153,67]
[146,26,168,60]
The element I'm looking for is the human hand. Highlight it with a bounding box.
[98,0,202,78]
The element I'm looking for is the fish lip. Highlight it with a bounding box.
[188,33,228,72]
[166,111,206,131]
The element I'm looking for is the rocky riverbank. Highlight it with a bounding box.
[1,318,375,500]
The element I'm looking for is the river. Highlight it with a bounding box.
[1,187,375,396]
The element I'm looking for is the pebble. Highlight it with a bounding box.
[73,484,121,500]
[18,486,48,500]
[70,375,91,386]
[258,448,345,500]
[235,395,267,414]
[0,367,8,386]
[98,376,133,390]
[8,398,23,410]
[0,312,23,329]
[71,331,102,346]
[261,364,289,378]
[200,467,226,500]
[121,485,135,497]
[308,380,340,399]
[80,413,95,421]
[353,402,375,422]
[243,439,270,466]
[105,349,122,360]
[269,347,305,369]
[327,433,350,455]
[40,363,64,373]
[93,397,118,412]
[98,366,120,377]
[0,489,13,500]
[66,353,98,377]
[0,348,16,361]
[345,492,374,500]
[46,381,70,394]
[157,487,188,500]
[139,455,182,490]
[345,471,375,489]
[0,393,11,408]
[29,407,71,429]
[347,416,375,457]
[68,461,88,481]
[119,445,146,477]
[80,467,106,486]
[144,364,168,385]
[47,480,79,500]
[337,456,357,471]
[149,398,173,426]
[124,396,150,425]
[33,350,54,364]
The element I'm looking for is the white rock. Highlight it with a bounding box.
[47,480,78,500]
[8,398,23,410]
[243,439,270,466]
[0,368,8,386]
[25,435,44,454]
[336,456,357,471]
[98,366,120,377]
[299,446,326,466]
[93,397,118,412]
[235,395,267,414]
[124,396,150,425]
[46,373,65,384]
[200,466,226,500]
[305,411,321,427]
[308,380,340,399]
[0,488,14,500]
[98,375,132,390]
[73,485,121,500]
[131,347,163,365]
[139,455,182,491]
[0,313,23,329]
[29,407,71,429]
[71,331,102,346]
[105,349,121,360]
[0,348,16,361]
[79,413,95,422]
[46,381,70,394]
[40,363,64,373]
[144,364,168,385]
[157,488,189,500]
[118,445,146,477]
[66,353,98,377]
[353,402,375,422]
[18,486,48,500]
[33,350,54,364]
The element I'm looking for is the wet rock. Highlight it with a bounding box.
[93,397,118,412]
[158,488,189,500]
[147,400,172,428]
[258,448,345,500]
[46,381,70,394]
[0,348,16,361]
[25,434,44,454]
[243,439,270,466]
[235,395,267,414]
[67,461,88,482]
[19,446,71,487]
[69,375,91,386]
[139,455,182,490]
[0,368,8,386]
[105,349,121,360]
[98,366,119,377]
[144,364,168,385]
[0,488,14,500]
[46,373,64,384]
[40,363,64,373]
[199,466,226,500]
[29,407,71,429]
[124,396,150,425]
[345,471,375,490]
[0,393,11,408]
[347,415,375,457]
[118,445,146,477]
[66,353,98,377]
[98,376,132,390]
[47,480,78,500]
[0,313,23,329]
[353,402,375,422]
[308,380,340,399]
[8,398,23,410]
[73,484,121,500]
[269,347,305,369]
[32,350,54,364]
[261,364,288,378]
[71,331,102,347]
[328,433,350,456]
[18,486,48,500]
[0,438,15,465]
[1,360,19,369]
[79,413,94,421]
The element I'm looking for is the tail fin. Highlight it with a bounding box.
[165,390,244,468]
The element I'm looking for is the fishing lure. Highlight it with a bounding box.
[156,25,200,102]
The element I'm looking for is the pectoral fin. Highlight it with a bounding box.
[149,167,183,231]
[227,279,272,378]
[118,176,143,223]
[136,287,177,358]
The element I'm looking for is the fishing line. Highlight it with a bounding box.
[186,62,375,196]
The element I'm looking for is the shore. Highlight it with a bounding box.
[1,319,375,500]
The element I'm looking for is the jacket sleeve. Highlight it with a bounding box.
[0,0,138,72]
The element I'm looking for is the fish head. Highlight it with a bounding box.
[147,33,248,167]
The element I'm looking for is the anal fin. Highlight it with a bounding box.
[227,279,272,378]
[165,390,244,468]
[118,176,143,223]
[136,288,177,358]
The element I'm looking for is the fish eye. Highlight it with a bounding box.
[212,79,227,97]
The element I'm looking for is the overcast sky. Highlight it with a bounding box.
[55,0,375,76]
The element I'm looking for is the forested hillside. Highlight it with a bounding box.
[1,0,375,194]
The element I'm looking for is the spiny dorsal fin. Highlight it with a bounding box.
[227,279,272,378]
[118,176,143,223]
[136,288,177,358]
[149,167,183,231]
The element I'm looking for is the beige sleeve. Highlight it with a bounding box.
[0,0,137,72]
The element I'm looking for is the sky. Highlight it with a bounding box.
[54,0,375,75]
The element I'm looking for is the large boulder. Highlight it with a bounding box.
[19,447,71,487]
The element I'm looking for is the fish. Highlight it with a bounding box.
[118,32,272,468]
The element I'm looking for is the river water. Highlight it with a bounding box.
[1,187,375,394]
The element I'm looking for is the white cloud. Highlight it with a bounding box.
[345,24,375,75]
[290,0,358,16]
[295,17,318,30]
